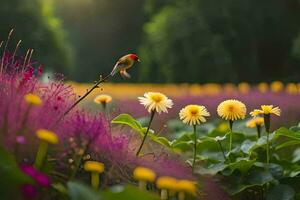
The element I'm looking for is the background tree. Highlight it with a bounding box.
[0,0,73,75]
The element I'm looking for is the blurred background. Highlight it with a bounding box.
[1,0,300,83]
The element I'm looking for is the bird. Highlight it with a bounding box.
[110,54,140,78]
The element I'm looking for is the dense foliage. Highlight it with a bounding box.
[0,0,73,74]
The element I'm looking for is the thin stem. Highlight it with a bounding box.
[266,132,270,165]
[178,191,185,200]
[34,141,48,169]
[264,114,271,165]
[138,181,147,191]
[229,120,233,152]
[218,141,227,161]
[161,189,168,200]
[136,111,155,156]
[52,74,112,128]
[192,125,197,171]
[256,125,261,139]
[91,172,99,189]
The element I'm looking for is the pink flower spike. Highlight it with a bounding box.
[16,136,26,144]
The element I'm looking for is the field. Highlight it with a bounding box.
[1,47,300,200]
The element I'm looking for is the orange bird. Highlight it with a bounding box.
[110,54,140,78]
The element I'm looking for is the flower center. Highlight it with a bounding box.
[228,105,234,112]
[151,95,163,103]
[190,109,198,115]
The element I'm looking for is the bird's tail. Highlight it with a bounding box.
[110,63,119,76]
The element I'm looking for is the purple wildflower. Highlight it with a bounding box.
[21,184,38,199]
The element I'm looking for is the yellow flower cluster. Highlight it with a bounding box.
[246,117,264,128]
[70,81,300,100]
[133,166,197,197]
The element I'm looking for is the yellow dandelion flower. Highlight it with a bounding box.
[94,94,112,104]
[217,99,247,121]
[24,93,42,106]
[179,105,210,126]
[138,92,173,114]
[133,167,156,182]
[257,82,269,93]
[271,81,284,93]
[84,161,105,173]
[156,176,178,190]
[177,180,197,196]
[246,117,264,128]
[250,105,281,117]
[36,129,58,144]
[84,161,104,189]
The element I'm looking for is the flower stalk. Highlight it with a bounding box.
[229,120,233,152]
[192,125,197,171]
[136,111,155,156]
[264,114,271,165]
[34,141,48,169]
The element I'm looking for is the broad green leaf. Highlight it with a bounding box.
[102,185,159,200]
[112,114,143,135]
[195,162,228,175]
[266,184,295,200]
[225,166,274,195]
[275,127,300,140]
[240,140,256,154]
[275,140,300,151]
[222,159,256,176]
[67,181,101,200]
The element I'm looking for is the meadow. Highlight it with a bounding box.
[1,43,300,200]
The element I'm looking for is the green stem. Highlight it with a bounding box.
[229,120,233,152]
[161,189,168,200]
[256,125,261,139]
[264,114,271,165]
[34,141,48,169]
[136,111,155,156]
[138,180,147,190]
[218,141,227,161]
[91,172,100,189]
[192,125,197,171]
[178,191,185,200]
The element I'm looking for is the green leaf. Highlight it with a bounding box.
[275,127,300,140]
[266,184,295,200]
[0,147,32,199]
[102,185,159,200]
[112,114,171,148]
[67,181,102,200]
[195,162,227,175]
[225,166,274,195]
[222,159,256,176]
[112,114,143,136]
[275,140,300,151]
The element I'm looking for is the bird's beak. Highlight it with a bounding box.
[137,59,141,63]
